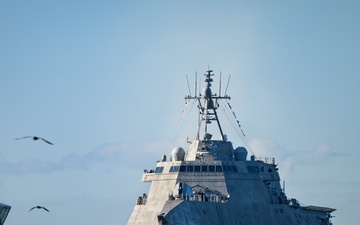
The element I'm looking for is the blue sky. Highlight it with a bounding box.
[1,1,359,224]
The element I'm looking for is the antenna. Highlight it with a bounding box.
[195,71,197,97]
[198,71,201,96]
[186,75,192,96]
[224,74,231,96]
[216,71,222,107]
[184,69,231,141]
[219,71,222,96]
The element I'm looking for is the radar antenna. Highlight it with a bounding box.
[185,69,230,141]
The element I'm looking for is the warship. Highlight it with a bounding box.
[127,70,336,225]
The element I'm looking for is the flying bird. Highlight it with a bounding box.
[29,205,50,212]
[15,136,53,145]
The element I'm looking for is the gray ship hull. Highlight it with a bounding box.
[159,201,332,225]
[129,197,334,225]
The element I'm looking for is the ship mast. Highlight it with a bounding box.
[185,70,230,141]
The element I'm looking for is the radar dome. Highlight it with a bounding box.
[171,147,185,161]
[234,147,248,161]
[201,87,212,98]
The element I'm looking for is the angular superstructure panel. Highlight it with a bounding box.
[0,203,11,225]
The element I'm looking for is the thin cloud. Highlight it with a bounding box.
[0,139,337,177]
[249,138,336,178]
[60,153,89,170]
[0,159,64,176]
[0,140,172,176]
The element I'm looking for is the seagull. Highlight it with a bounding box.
[15,136,53,145]
[29,205,50,212]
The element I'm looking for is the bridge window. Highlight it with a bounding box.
[187,165,194,172]
[209,165,215,172]
[201,165,208,172]
[155,166,164,173]
[194,165,201,172]
[179,165,186,172]
[169,166,179,172]
[173,164,238,173]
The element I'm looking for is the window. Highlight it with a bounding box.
[169,166,179,172]
[194,165,201,172]
[179,165,186,172]
[155,167,164,173]
[201,165,208,172]
[187,165,194,172]
[209,165,215,172]
[174,166,179,172]
[216,165,223,172]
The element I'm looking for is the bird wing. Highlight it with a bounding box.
[41,206,50,212]
[40,138,53,145]
[29,206,36,212]
[15,136,33,140]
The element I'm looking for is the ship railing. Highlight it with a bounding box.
[257,157,275,165]
[172,194,229,203]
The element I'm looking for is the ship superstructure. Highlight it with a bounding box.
[127,70,335,225]
[0,202,11,225]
